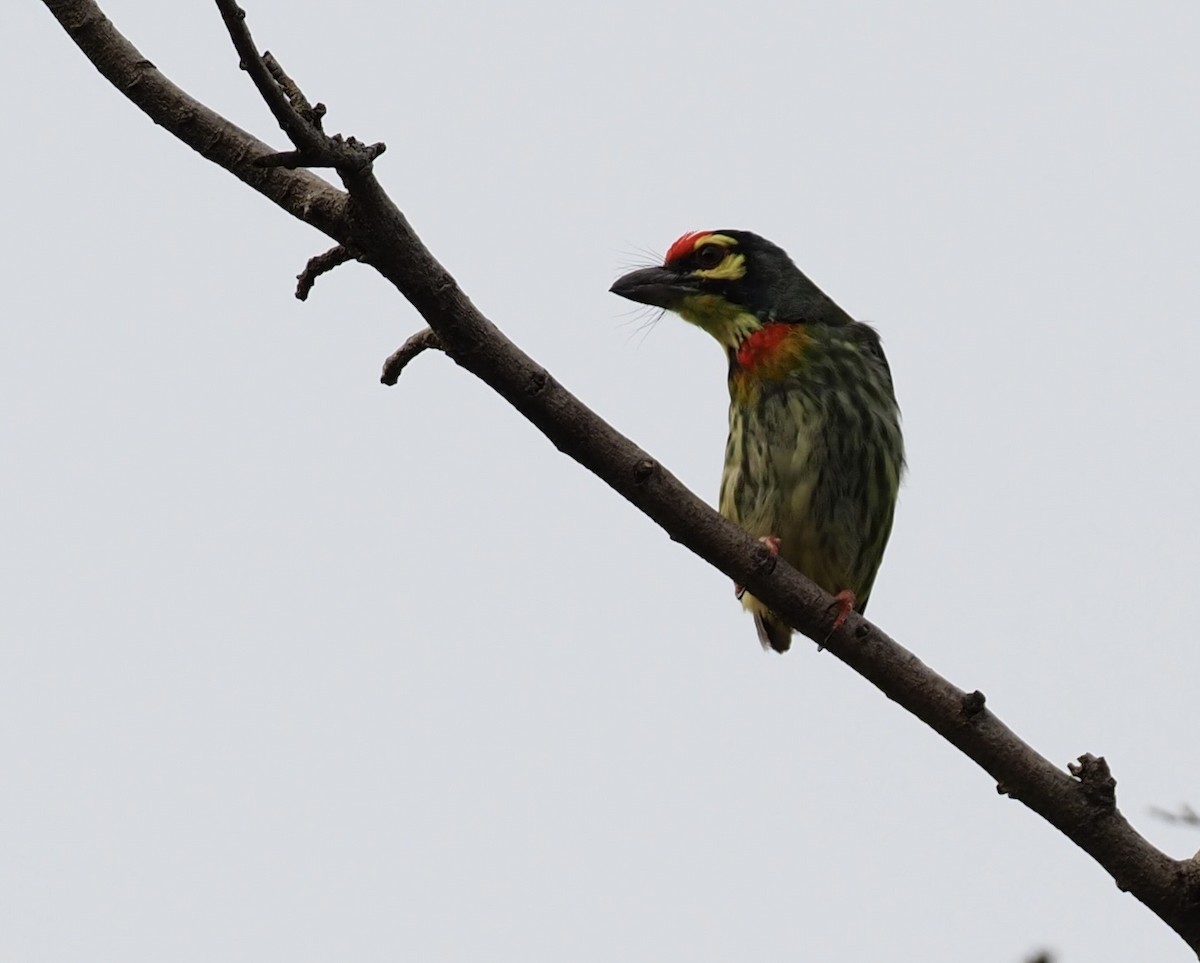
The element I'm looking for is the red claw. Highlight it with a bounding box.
[758,535,782,556]
[828,589,856,633]
[734,535,782,599]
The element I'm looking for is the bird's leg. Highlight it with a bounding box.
[820,589,857,646]
[735,535,781,600]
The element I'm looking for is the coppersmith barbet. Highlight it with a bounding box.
[611,230,904,652]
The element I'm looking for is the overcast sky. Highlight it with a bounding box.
[5,1,1200,960]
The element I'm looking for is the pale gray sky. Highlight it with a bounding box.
[5,1,1200,960]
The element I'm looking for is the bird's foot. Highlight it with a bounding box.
[734,535,781,600]
[819,589,857,648]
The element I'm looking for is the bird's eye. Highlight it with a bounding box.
[693,244,726,270]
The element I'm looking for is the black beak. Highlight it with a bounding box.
[609,266,700,309]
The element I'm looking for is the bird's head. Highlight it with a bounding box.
[610,230,850,351]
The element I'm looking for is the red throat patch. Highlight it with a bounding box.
[664,230,710,265]
[736,324,793,371]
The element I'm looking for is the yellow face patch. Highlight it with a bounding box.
[676,295,761,350]
[694,251,746,282]
[690,234,747,282]
[659,230,757,352]
[697,233,739,250]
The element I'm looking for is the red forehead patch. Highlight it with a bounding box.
[664,230,711,265]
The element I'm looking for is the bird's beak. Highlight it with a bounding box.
[609,266,700,309]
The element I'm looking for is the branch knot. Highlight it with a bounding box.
[1068,753,1117,811]
[961,690,987,718]
[525,371,548,396]
[632,459,658,484]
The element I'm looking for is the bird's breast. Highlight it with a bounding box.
[720,389,823,539]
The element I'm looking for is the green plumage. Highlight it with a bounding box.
[721,320,903,651]
[610,229,904,653]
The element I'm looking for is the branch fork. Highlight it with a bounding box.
[218,0,384,173]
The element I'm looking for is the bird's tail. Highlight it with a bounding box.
[754,611,793,653]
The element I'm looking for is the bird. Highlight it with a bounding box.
[610,230,904,652]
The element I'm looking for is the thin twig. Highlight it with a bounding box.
[1150,805,1200,827]
[262,52,324,129]
[381,328,442,384]
[295,244,354,300]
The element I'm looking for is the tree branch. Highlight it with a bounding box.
[40,0,1200,953]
